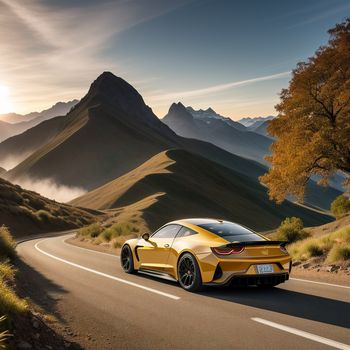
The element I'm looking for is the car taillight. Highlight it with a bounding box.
[211,246,244,255]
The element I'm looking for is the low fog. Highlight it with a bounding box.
[14,177,87,203]
[0,152,34,170]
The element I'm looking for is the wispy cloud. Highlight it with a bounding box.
[148,71,291,102]
[287,2,350,28]
[0,0,189,113]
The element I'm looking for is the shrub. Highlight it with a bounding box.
[36,209,54,222]
[101,230,112,242]
[288,227,350,262]
[77,223,103,238]
[330,195,350,219]
[275,217,309,243]
[326,244,350,263]
[0,227,15,260]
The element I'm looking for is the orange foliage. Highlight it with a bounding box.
[261,19,350,203]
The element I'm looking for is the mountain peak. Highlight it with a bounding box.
[84,71,161,125]
[89,72,137,97]
[169,102,187,113]
[206,107,215,113]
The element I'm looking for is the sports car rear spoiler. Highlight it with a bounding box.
[222,241,288,248]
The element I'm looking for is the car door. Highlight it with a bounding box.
[137,224,181,272]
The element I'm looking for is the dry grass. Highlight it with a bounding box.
[0,227,28,349]
[0,316,11,349]
[288,227,350,263]
[77,221,140,248]
[0,227,15,260]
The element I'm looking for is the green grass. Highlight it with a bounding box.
[288,227,350,262]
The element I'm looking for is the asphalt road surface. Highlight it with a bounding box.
[17,233,350,350]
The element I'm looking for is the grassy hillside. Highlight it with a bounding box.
[72,149,332,232]
[0,178,99,237]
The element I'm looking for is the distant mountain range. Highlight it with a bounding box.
[0,100,78,142]
[0,72,338,226]
[237,116,274,128]
[187,106,247,131]
[163,102,272,165]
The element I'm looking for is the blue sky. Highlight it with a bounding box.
[0,0,349,119]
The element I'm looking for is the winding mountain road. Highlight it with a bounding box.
[17,233,350,350]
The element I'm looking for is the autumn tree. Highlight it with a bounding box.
[261,18,350,203]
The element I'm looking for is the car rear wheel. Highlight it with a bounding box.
[121,245,135,274]
[178,253,203,292]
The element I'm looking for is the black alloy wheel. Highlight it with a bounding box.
[121,245,135,274]
[178,253,203,292]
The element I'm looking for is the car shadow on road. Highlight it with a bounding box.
[201,284,350,329]
[15,257,68,323]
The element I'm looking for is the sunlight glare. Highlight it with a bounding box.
[0,84,13,114]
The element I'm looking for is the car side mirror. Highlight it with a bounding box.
[142,233,150,241]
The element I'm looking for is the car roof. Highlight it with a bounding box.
[169,218,232,226]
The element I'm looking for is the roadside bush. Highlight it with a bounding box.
[0,227,15,260]
[77,223,103,238]
[326,245,350,263]
[275,217,309,243]
[330,195,350,219]
[288,227,350,262]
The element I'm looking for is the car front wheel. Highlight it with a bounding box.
[121,245,136,274]
[178,253,203,292]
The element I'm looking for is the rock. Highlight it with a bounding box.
[17,341,32,349]
[32,320,39,329]
[326,265,340,273]
[301,263,310,269]
[64,341,71,348]
[292,261,302,267]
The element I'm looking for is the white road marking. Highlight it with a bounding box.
[62,236,120,258]
[35,239,180,301]
[290,277,350,289]
[252,318,350,350]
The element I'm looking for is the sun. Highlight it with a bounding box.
[0,84,13,114]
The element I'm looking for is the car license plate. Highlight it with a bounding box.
[256,264,274,274]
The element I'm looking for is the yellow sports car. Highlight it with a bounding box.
[121,219,291,292]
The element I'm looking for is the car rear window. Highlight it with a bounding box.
[198,222,265,242]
